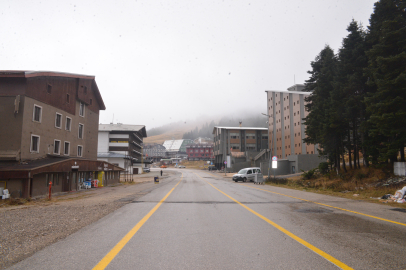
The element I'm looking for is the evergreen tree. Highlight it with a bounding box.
[303,45,342,169]
[335,20,369,168]
[365,0,406,162]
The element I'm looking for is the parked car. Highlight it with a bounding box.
[179,165,186,168]
[160,165,167,168]
[144,167,150,172]
[208,165,217,171]
[232,167,262,182]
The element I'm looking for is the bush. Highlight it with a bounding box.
[302,168,317,180]
[318,162,329,174]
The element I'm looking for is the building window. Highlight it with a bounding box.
[64,142,70,155]
[30,135,40,153]
[84,86,88,95]
[78,124,84,139]
[77,145,83,157]
[79,102,85,117]
[54,140,61,155]
[66,94,70,103]
[55,113,62,129]
[47,84,52,94]
[33,105,42,122]
[66,117,72,131]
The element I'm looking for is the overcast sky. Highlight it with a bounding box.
[1,0,376,129]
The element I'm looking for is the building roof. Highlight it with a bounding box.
[212,126,268,134]
[162,140,185,152]
[0,70,106,110]
[265,89,312,95]
[99,124,147,137]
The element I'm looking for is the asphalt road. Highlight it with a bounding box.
[9,169,406,269]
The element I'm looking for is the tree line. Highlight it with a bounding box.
[303,0,406,171]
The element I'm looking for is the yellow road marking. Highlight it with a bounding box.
[241,184,406,227]
[93,175,183,270]
[194,172,353,270]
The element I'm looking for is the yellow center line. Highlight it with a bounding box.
[241,183,406,227]
[194,172,353,270]
[93,174,183,270]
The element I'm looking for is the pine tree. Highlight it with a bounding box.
[303,45,342,169]
[335,20,369,168]
[365,0,406,162]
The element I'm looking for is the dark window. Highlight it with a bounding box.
[84,86,88,95]
[33,105,42,122]
[90,98,93,105]
[66,117,71,131]
[55,113,62,128]
[79,102,85,117]
[31,135,40,152]
[47,84,52,94]
[64,142,70,155]
[54,140,60,154]
[77,146,83,157]
[66,94,70,103]
[78,124,84,139]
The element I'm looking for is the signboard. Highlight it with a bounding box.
[227,155,231,168]
[272,156,278,161]
[272,160,277,169]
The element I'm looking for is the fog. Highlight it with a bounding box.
[0,0,376,129]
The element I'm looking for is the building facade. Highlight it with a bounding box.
[186,143,214,161]
[266,84,318,159]
[0,71,123,198]
[142,143,166,161]
[213,127,268,169]
[98,124,147,174]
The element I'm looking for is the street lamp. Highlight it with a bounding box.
[262,113,273,179]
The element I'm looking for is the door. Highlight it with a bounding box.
[71,172,77,191]
[63,173,70,192]
[133,168,139,174]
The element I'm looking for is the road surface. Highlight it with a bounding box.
[9,169,406,269]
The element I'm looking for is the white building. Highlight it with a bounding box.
[98,124,147,174]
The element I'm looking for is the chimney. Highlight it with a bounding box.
[239,121,242,127]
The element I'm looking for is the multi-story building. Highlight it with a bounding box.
[212,127,268,169]
[98,124,147,174]
[262,84,324,175]
[186,143,214,161]
[142,143,166,161]
[266,84,318,159]
[0,71,123,198]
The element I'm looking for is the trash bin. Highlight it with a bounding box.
[254,173,264,185]
[154,177,159,184]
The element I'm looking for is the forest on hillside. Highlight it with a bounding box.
[182,116,268,140]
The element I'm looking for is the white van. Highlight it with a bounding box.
[232,167,262,182]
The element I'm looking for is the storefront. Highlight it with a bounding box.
[0,157,124,198]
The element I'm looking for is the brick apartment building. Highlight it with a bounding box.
[186,143,214,161]
[0,71,123,198]
[266,84,318,159]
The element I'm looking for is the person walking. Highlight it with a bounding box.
[160,170,163,176]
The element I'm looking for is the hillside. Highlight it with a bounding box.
[144,128,190,144]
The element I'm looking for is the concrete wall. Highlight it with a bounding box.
[260,159,291,176]
[231,161,252,173]
[98,131,109,152]
[0,96,24,155]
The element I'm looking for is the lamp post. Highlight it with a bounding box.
[262,113,273,179]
